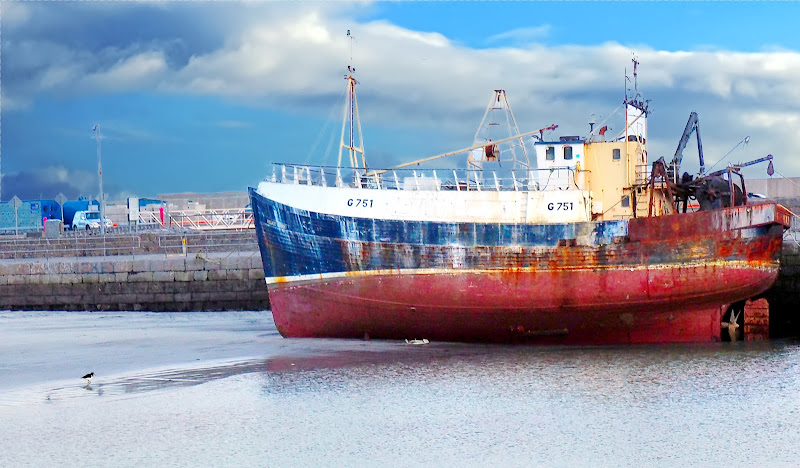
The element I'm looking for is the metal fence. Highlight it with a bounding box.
[163,208,254,231]
[0,235,143,259]
[0,229,259,260]
[156,232,259,257]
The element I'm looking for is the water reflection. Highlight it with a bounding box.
[256,340,800,403]
[6,339,800,409]
[3,338,800,466]
[244,340,800,466]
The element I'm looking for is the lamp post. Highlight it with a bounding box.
[93,123,106,235]
[92,123,106,236]
[55,193,67,232]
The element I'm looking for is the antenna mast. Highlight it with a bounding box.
[623,55,649,144]
[338,30,367,177]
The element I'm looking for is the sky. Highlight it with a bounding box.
[2,0,800,201]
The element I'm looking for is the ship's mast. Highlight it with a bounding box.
[468,89,530,171]
[338,30,367,177]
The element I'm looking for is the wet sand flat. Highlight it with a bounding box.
[3,311,800,466]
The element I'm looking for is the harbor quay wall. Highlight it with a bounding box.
[764,197,800,337]
[766,240,800,337]
[0,252,270,311]
[0,230,270,311]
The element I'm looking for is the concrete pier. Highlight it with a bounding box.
[0,230,269,311]
[0,252,269,311]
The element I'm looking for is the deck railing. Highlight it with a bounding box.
[268,164,590,192]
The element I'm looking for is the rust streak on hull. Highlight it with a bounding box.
[268,263,777,344]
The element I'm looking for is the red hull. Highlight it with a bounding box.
[268,263,778,345]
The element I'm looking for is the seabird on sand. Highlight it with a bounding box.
[82,372,94,384]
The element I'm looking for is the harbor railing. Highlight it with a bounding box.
[0,230,258,260]
[0,235,142,259]
[163,209,254,231]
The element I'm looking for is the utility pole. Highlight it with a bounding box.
[93,123,106,235]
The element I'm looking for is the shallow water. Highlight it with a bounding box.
[2,311,800,466]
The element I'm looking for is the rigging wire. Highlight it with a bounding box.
[587,103,623,139]
[773,167,800,194]
[323,130,338,167]
[303,85,348,167]
[707,136,750,173]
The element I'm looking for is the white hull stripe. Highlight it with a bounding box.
[265,261,775,285]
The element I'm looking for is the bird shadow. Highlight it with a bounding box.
[81,383,104,396]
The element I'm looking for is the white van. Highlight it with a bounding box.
[72,210,113,230]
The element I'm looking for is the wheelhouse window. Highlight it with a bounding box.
[546,146,555,161]
[613,148,621,161]
[563,146,573,160]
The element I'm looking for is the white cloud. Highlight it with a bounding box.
[365,20,451,48]
[216,120,252,129]
[40,165,94,190]
[2,165,97,200]
[39,64,81,89]
[744,111,800,130]
[1,2,32,28]
[6,3,800,176]
[0,93,27,112]
[486,25,551,45]
[84,52,167,92]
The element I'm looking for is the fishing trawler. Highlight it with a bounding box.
[249,57,790,344]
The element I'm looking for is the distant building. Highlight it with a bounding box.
[155,191,248,211]
[747,178,800,199]
[0,199,61,233]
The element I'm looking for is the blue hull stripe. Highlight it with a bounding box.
[249,187,778,281]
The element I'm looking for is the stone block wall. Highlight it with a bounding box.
[0,251,270,311]
[744,298,770,340]
[766,240,800,337]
